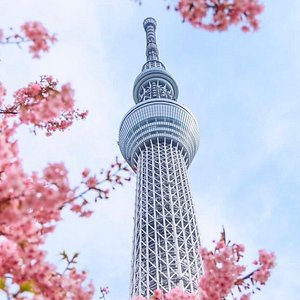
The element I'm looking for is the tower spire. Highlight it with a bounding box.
[133,18,179,104]
[143,17,159,61]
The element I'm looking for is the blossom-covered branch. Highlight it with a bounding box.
[136,0,264,32]
[0,77,87,135]
[198,229,276,299]
[176,0,264,32]
[0,21,56,58]
[69,157,133,218]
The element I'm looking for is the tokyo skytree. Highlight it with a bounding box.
[119,17,202,298]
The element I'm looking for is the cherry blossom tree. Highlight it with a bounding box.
[0,87,132,298]
[0,23,132,299]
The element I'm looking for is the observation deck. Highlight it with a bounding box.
[119,99,199,169]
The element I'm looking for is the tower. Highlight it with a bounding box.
[119,18,202,298]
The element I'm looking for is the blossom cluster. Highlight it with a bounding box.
[1,76,87,135]
[199,241,247,299]
[0,22,56,58]
[176,0,264,32]
[252,249,276,284]
[198,230,276,299]
[21,21,57,58]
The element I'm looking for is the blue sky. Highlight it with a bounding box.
[0,0,299,299]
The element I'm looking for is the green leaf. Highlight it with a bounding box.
[0,277,5,290]
[60,249,69,261]
[19,280,35,293]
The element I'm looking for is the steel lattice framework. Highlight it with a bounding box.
[119,18,203,298]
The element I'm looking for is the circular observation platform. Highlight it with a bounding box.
[119,99,199,169]
[133,68,179,104]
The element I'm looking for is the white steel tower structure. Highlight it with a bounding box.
[119,18,202,298]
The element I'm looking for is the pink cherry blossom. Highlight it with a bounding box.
[0,81,6,106]
[86,176,98,188]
